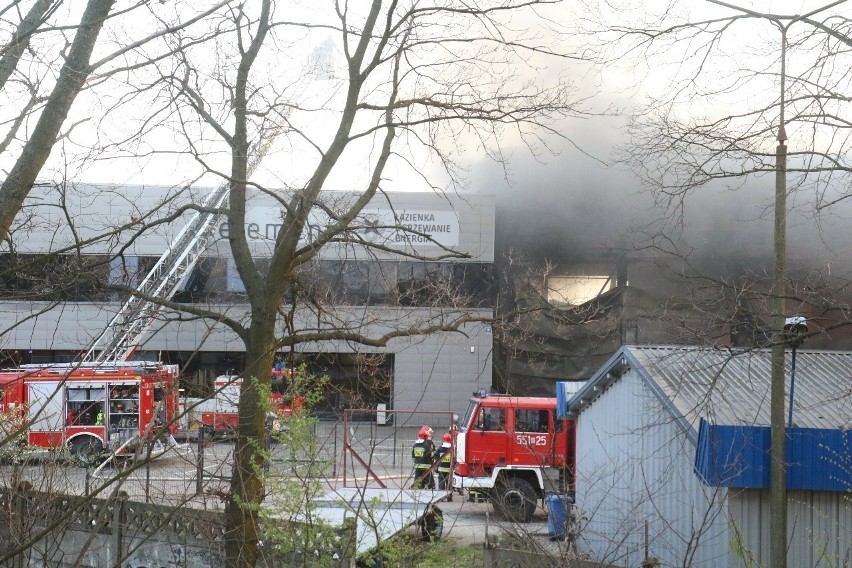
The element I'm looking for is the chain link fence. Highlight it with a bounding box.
[1,411,457,506]
[339,409,455,490]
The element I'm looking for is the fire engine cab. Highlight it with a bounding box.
[452,394,575,522]
[0,362,179,464]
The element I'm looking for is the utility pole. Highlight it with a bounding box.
[704,2,848,566]
[770,90,788,568]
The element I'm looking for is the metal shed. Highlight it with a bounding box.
[566,345,852,568]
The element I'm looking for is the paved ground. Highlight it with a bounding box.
[304,483,576,559]
[3,435,582,561]
[397,489,590,568]
[428,491,549,546]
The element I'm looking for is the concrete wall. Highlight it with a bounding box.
[0,489,355,568]
[482,546,619,567]
[0,491,224,568]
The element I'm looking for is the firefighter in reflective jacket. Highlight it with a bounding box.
[434,432,454,499]
[412,425,435,489]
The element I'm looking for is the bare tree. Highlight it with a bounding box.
[0,0,231,241]
[573,1,852,222]
[75,1,594,565]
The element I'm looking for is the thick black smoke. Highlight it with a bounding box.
[474,126,852,282]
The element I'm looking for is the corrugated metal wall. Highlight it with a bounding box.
[728,489,852,567]
[696,420,852,491]
[575,368,730,567]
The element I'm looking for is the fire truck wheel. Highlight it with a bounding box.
[493,477,537,522]
[68,436,103,466]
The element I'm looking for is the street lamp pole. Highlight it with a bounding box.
[770,60,788,566]
[703,3,846,567]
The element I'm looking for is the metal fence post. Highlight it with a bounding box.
[14,483,28,568]
[263,419,272,474]
[343,412,349,487]
[392,418,397,468]
[332,420,338,478]
[145,443,152,503]
[113,491,128,563]
[196,427,205,495]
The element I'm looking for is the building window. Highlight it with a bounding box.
[109,255,140,288]
[226,258,245,293]
[0,253,109,301]
[547,275,612,306]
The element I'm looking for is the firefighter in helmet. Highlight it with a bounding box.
[434,432,454,500]
[412,425,436,489]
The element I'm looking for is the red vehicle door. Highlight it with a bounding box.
[510,407,555,467]
[466,405,510,475]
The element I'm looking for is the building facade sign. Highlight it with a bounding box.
[219,207,460,247]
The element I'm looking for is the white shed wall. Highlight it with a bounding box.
[574,368,730,567]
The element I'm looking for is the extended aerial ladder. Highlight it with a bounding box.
[82,139,276,364]
[83,185,227,363]
[82,51,328,363]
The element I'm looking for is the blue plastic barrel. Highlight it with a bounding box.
[546,494,572,540]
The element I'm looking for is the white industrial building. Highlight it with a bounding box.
[0,183,494,418]
[567,345,852,567]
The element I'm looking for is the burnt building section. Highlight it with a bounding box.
[492,255,697,395]
[486,146,852,397]
[492,247,852,397]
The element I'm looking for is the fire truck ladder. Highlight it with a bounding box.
[83,53,326,364]
[83,184,229,363]
[83,136,279,364]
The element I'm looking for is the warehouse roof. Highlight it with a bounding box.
[568,345,852,434]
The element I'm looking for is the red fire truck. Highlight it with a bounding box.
[451,394,575,522]
[195,369,302,434]
[0,362,179,464]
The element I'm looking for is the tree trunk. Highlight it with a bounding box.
[0,0,114,241]
[0,0,55,92]
[224,316,277,568]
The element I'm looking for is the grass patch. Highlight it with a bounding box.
[361,535,483,567]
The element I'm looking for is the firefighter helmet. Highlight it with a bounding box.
[442,433,452,443]
[418,425,433,439]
